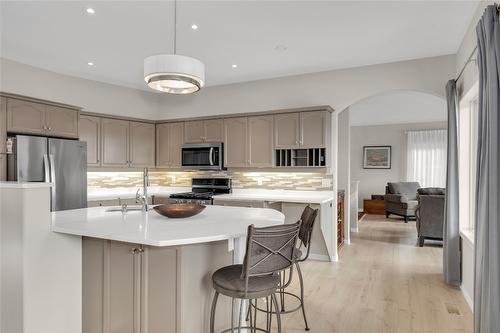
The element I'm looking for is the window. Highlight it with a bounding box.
[406,129,448,188]
[459,82,479,232]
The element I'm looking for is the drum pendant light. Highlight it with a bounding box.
[144,0,205,94]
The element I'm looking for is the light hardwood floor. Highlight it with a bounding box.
[268,214,473,333]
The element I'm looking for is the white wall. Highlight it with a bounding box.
[1,55,455,122]
[158,55,455,120]
[349,90,447,126]
[0,58,160,120]
[351,121,447,207]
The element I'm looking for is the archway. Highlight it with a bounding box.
[337,90,447,242]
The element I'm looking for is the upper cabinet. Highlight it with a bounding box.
[6,97,79,138]
[6,99,46,135]
[224,117,248,167]
[156,122,184,168]
[184,119,223,143]
[91,117,155,168]
[184,120,204,143]
[101,118,129,167]
[45,105,79,138]
[129,122,155,168]
[274,113,300,148]
[224,115,274,168]
[274,111,328,149]
[79,115,101,166]
[203,119,224,142]
[248,115,274,167]
[300,111,328,148]
[0,97,6,154]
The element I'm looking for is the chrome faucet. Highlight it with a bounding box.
[136,168,150,211]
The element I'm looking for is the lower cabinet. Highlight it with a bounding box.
[0,154,6,181]
[83,238,177,333]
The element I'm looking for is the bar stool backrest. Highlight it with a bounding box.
[297,206,319,261]
[241,222,302,282]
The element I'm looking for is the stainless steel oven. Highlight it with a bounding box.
[181,143,224,170]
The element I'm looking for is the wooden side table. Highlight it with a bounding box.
[363,199,386,215]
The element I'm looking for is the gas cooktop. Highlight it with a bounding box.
[169,177,231,204]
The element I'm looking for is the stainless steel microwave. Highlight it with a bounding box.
[181,143,224,170]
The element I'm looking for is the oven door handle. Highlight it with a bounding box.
[209,147,214,166]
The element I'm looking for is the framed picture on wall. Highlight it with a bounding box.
[363,146,392,169]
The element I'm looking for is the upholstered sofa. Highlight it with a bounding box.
[384,182,420,223]
[415,187,445,246]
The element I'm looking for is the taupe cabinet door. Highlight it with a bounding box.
[0,97,6,153]
[248,115,273,167]
[274,111,328,148]
[45,105,79,138]
[140,247,177,333]
[184,120,204,143]
[0,154,6,181]
[6,99,46,135]
[274,113,300,148]
[224,117,248,167]
[101,118,129,167]
[203,119,223,142]
[156,122,184,168]
[79,115,101,166]
[300,110,327,148]
[129,122,155,168]
[6,98,79,138]
[106,241,140,333]
[83,238,178,333]
[184,119,223,143]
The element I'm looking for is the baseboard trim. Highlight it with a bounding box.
[308,253,332,262]
[461,284,474,311]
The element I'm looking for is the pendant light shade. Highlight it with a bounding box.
[143,0,205,94]
[144,54,205,94]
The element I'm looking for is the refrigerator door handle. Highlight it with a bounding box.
[43,154,50,183]
[49,154,56,211]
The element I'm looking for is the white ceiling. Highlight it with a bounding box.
[0,1,478,91]
[349,91,447,126]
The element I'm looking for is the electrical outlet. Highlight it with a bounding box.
[322,179,331,187]
[257,178,263,186]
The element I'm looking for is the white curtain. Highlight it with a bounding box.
[406,129,447,187]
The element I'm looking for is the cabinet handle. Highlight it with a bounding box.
[131,247,144,254]
[48,127,52,131]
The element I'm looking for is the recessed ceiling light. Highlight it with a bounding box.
[86,7,95,14]
[275,44,288,52]
[191,24,198,30]
[87,62,94,66]
[231,64,238,68]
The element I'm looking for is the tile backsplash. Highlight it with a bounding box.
[87,171,333,191]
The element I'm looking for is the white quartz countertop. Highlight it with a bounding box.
[52,205,285,247]
[88,187,335,204]
[0,181,53,189]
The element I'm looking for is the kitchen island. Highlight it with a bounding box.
[52,205,284,333]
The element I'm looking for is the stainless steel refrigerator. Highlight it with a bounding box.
[7,135,87,211]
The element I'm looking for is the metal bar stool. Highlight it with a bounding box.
[252,205,318,331]
[210,221,302,333]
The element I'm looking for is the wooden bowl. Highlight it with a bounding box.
[153,204,206,218]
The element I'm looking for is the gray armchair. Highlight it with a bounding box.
[415,188,445,246]
[384,182,420,223]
